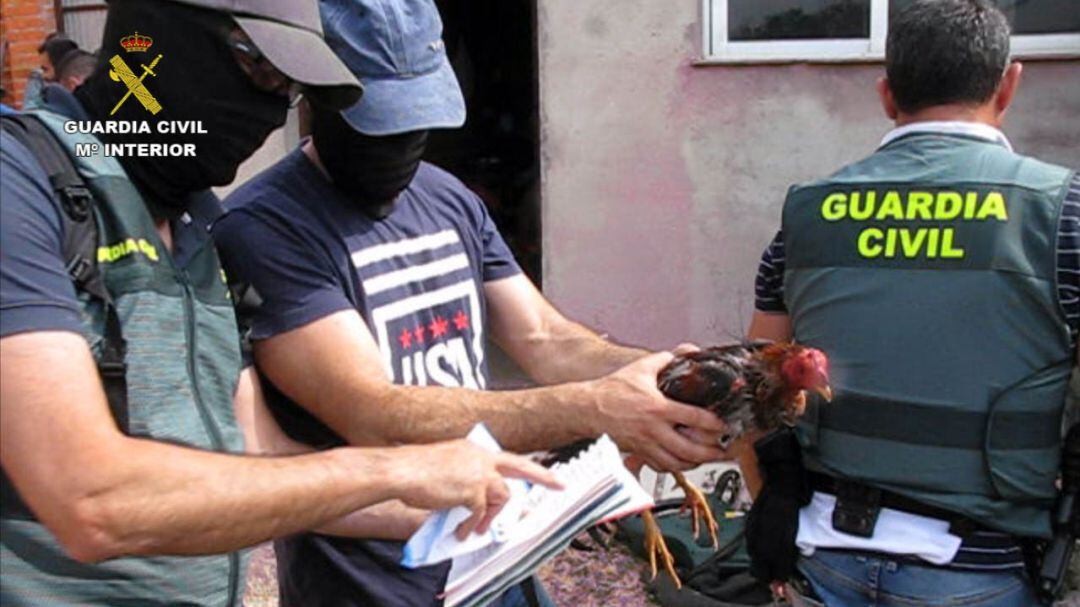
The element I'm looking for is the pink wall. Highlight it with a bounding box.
[537,1,1080,350]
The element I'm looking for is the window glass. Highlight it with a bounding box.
[728,0,871,41]
[890,0,1080,36]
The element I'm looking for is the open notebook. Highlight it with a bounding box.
[402,425,653,607]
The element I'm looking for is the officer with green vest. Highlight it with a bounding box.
[0,1,559,605]
[748,1,1079,605]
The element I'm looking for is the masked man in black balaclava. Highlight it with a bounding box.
[72,0,362,217]
[1,1,560,605]
[310,109,430,220]
[215,1,728,606]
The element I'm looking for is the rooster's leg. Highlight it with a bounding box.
[673,471,720,550]
[642,509,681,589]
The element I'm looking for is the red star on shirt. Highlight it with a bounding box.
[429,316,450,339]
[453,310,470,331]
[398,328,413,349]
[414,325,426,344]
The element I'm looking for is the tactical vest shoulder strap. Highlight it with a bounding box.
[185,190,262,362]
[1,114,129,432]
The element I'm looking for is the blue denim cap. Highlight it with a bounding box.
[319,0,465,135]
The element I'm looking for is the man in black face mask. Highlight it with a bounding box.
[311,111,431,219]
[215,1,729,605]
[71,0,354,216]
[0,1,560,605]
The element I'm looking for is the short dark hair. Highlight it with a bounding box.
[56,50,96,83]
[886,0,1011,114]
[37,33,78,69]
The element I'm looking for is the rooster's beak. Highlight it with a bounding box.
[815,385,833,402]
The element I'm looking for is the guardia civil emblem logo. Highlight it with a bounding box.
[108,32,164,116]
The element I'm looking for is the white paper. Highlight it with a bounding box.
[401,424,529,568]
[443,434,654,607]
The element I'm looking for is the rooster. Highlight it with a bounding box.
[642,341,831,588]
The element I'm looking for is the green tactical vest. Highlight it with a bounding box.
[782,132,1075,539]
[0,109,247,605]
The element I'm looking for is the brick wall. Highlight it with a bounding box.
[0,0,56,108]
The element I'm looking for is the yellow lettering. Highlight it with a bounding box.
[821,193,848,221]
[976,191,1008,221]
[940,228,965,258]
[926,228,940,257]
[858,228,884,258]
[884,228,898,257]
[900,228,929,257]
[907,191,934,220]
[876,191,904,220]
[850,191,874,221]
[936,192,963,220]
[963,192,978,219]
[138,239,159,261]
[95,238,159,264]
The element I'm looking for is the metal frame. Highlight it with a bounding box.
[700,0,1080,64]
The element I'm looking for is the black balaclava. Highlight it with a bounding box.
[310,104,428,220]
[75,0,289,217]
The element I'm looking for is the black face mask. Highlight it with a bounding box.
[311,106,428,219]
[76,0,289,217]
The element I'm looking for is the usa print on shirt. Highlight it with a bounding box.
[352,228,488,389]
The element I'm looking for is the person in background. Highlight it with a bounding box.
[213,0,728,605]
[23,33,79,108]
[37,32,78,82]
[25,49,100,118]
[0,1,556,605]
[55,49,96,92]
[747,1,1078,605]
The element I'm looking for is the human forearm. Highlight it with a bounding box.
[3,332,558,563]
[48,439,403,562]
[235,367,428,542]
[255,312,727,471]
[275,353,729,473]
[314,499,428,541]
[485,275,646,384]
[313,379,602,452]
[747,311,792,342]
[510,319,648,385]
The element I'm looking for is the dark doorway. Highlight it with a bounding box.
[428,0,542,284]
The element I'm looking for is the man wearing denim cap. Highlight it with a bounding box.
[0,0,560,605]
[215,0,729,605]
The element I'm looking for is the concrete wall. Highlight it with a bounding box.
[537,1,1080,350]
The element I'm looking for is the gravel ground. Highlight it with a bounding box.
[243,539,1080,607]
[242,538,658,607]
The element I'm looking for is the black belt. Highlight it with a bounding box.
[807,472,1027,570]
[808,472,988,537]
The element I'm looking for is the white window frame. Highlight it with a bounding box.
[701,0,1080,64]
